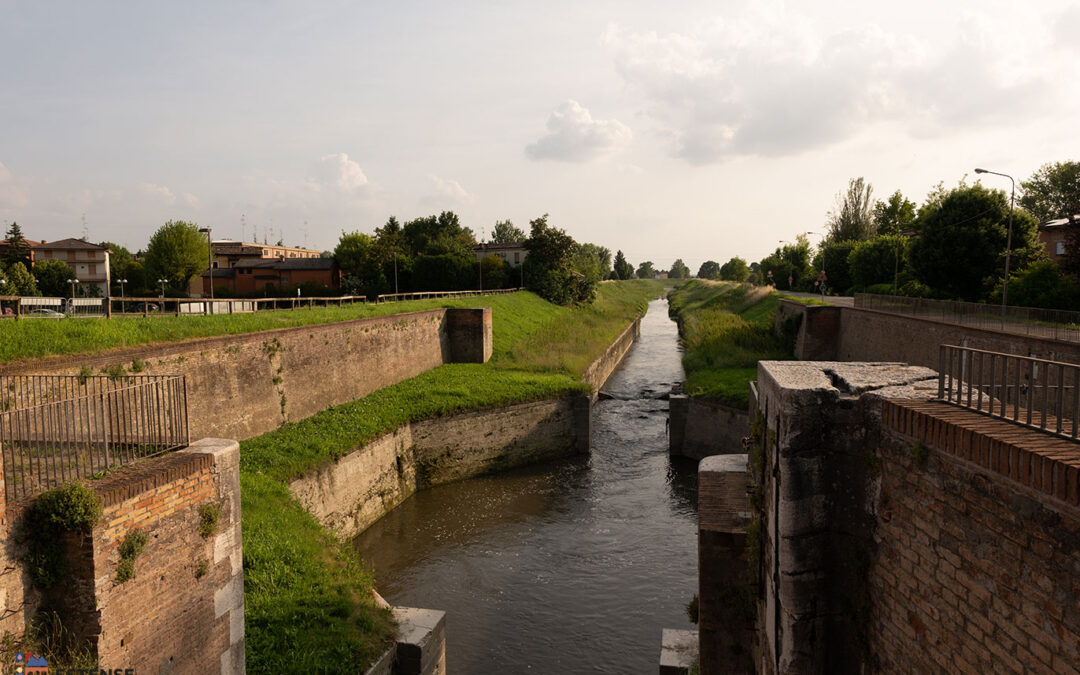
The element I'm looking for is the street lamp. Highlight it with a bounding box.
[158,278,168,298]
[974,167,1016,318]
[117,278,127,313]
[68,278,80,297]
[198,227,213,302]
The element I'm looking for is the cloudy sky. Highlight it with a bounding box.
[2,0,1078,270]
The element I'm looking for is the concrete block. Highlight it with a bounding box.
[659,629,698,674]
[393,607,447,675]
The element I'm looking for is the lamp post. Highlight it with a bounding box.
[974,168,1015,318]
[198,227,213,303]
[158,278,168,299]
[68,278,79,298]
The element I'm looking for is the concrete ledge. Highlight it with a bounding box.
[659,629,698,674]
[393,607,447,675]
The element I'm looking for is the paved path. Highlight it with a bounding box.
[780,291,854,307]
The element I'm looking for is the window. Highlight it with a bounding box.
[43,250,52,259]
[67,251,76,261]
[1057,240,1066,256]
[88,263,96,275]
[514,252,520,263]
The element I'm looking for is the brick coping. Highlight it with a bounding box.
[883,398,1080,507]
[89,451,213,508]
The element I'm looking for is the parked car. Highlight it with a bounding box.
[1,307,12,316]
[133,302,160,313]
[27,308,65,318]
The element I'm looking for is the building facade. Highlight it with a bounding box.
[202,257,340,296]
[474,242,527,267]
[1037,215,1079,264]
[31,238,112,296]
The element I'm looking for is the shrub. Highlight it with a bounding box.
[848,235,906,289]
[198,503,222,539]
[115,529,150,584]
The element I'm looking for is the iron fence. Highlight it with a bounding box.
[376,288,520,303]
[0,374,189,501]
[856,293,1080,343]
[937,344,1079,440]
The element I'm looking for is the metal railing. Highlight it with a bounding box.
[376,288,521,303]
[856,293,1080,343]
[937,345,1079,440]
[0,374,189,501]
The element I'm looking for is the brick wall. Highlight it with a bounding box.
[0,308,494,442]
[871,400,1080,673]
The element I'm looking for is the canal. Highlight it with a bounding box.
[353,298,698,673]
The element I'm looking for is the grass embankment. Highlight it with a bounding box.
[0,294,552,365]
[668,280,793,408]
[241,280,664,671]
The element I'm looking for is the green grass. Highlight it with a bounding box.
[0,293,551,364]
[239,279,664,672]
[669,280,791,408]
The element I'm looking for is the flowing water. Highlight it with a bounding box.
[353,299,698,673]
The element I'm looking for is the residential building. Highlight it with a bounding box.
[1037,215,1080,264]
[31,238,111,296]
[201,257,340,296]
[189,240,324,296]
[474,242,527,267]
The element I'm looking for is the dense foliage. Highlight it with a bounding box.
[144,220,210,293]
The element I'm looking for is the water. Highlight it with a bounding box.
[353,299,698,673]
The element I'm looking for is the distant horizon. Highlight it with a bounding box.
[3,0,1078,272]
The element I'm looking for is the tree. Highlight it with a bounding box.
[991,260,1080,311]
[847,236,905,289]
[636,261,656,279]
[574,243,612,284]
[909,183,1042,301]
[1020,161,1080,223]
[613,250,634,280]
[873,190,917,236]
[669,259,690,279]
[33,259,76,297]
[718,257,749,282]
[697,260,721,280]
[759,235,814,290]
[524,215,593,305]
[5,262,38,296]
[491,220,526,244]
[334,231,384,297]
[4,222,31,267]
[826,177,877,242]
[144,221,210,292]
[480,254,509,289]
[817,241,857,293]
[402,211,475,258]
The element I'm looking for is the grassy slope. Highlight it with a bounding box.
[668,280,791,408]
[0,294,552,365]
[241,280,664,671]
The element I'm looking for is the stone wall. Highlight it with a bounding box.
[290,396,589,538]
[582,318,641,392]
[0,308,493,442]
[669,395,749,459]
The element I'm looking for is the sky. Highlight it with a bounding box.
[2,0,1079,272]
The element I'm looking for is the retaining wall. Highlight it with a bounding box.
[0,308,492,442]
[583,317,641,392]
[779,298,1080,367]
[669,395,749,459]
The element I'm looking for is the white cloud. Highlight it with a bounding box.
[425,175,473,206]
[1052,6,1080,49]
[183,192,200,208]
[311,153,369,191]
[603,11,1060,164]
[138,182,176,204]
[525,100,632,162]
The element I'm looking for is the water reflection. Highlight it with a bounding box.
[354,299,697,673]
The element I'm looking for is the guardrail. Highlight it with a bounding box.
[0,374,189,501]
[1,289,521,319]
[855,293,1080,343]
[937,344,1079,440]
[375,288,520,303]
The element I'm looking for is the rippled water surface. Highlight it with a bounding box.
[353,299,698,673]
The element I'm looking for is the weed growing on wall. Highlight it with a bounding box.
[24,482,103,589]
[911,440,929,465]
[198,503,222,538]
[114,530,149,584]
